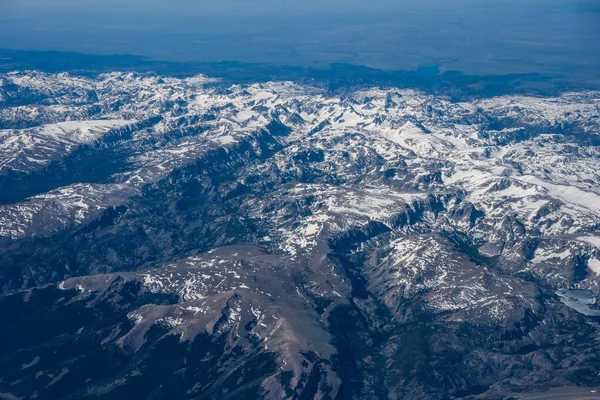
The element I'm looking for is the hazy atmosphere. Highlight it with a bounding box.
[2,0,599,82]
[2,2,600,399]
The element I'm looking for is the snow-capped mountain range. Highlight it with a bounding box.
[0,70,599,399]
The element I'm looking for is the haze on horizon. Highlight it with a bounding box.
[1,0,599,82]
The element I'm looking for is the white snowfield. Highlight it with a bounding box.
[0,119,133,173]
[0,71,599,263]
[578,236,600,248]
[516,175,600,214]
[4,69,600,400]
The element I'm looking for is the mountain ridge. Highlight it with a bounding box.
[0,69,599,399]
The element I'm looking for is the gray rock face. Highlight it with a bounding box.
[0,71,599,399]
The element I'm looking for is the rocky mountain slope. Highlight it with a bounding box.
[0,70,599,399]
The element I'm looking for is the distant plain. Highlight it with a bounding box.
[1,0,599,86]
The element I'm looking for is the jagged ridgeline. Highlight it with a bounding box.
[0,69,599,399]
